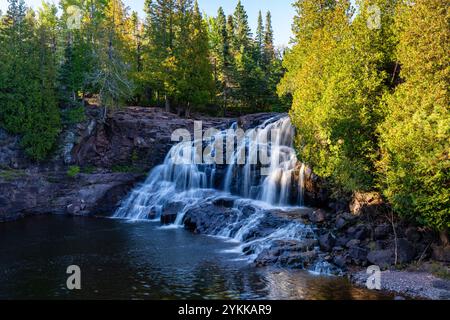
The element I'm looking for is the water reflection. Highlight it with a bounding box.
[0,216,392,300]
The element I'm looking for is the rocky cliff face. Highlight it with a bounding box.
[70,106,236,172]
[0,107,289,222]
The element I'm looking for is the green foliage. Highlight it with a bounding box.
[284,0,448,231]
[67,165,80,178]
[281,0,396,196]
[62,106,87,124]
[207,3,287,113]
[0,0,61,161]
[379,0,449,231]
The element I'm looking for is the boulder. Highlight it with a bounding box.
[367,239,416,267]
[319,232,336,252]
[396,238,416,263]
[367,249,394,268]
[350,192,384,216]
[405,227,422,243]
[432,245,450,263]
[308,209,327,224]
[348,246,369,263]
[161,213,178,225]
[374,224,391,240]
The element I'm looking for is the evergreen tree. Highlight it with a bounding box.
[255,10,264,65]
[180,1,213,116]
[379,0,449,235]
[280,0,397,194]
[0,0,61,160]
[146,0,178,112]
[263,11,275,67]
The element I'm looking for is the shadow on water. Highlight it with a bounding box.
[0,215,392,300]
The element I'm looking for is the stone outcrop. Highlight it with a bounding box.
[0,171,143,222]
[0,107,287,222]
[71,107,236,172]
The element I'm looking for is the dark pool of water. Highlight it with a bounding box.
[0,215,393,300]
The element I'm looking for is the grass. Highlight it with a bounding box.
[67,166,81,178]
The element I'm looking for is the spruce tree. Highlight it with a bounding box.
[255,11,264,65]
[263,11,275,67]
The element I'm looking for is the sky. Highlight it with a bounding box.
[0,0,296,47]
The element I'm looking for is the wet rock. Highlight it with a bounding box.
[237,113,281,131]
[212,197,236,208]
[299,250,318,265]
[66,199,86,215]
[163,202,184,215]
[308,209,326,224]
[161,212,178,225]
[319,232,336,252]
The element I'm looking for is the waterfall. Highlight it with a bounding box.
[112,115,336,274]
[114,116,305,220]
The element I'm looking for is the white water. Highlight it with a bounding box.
[115,116,303,220]
[113,116,336,274]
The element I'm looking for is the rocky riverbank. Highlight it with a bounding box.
[0,105,448,300]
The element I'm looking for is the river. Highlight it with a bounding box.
[0,215,392,300]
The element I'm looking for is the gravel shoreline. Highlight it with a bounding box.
[349,270,450,300]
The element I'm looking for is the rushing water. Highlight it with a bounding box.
[114,116,302,221]
[0,216,393,300]
[112,116,338,274]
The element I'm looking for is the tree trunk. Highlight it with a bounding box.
[165,95,170,113]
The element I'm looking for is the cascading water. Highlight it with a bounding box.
[113,116,337,274]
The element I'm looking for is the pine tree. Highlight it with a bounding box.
[185,1,213,115]
[0,0,61,160]
[263,11,275,67]
[255,11,264,65]
[233,0,252,51]
[208,7,235,114]
[146,0,177,112]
